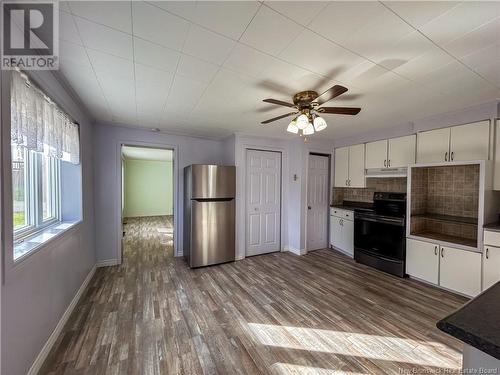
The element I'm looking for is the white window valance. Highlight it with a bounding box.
[10,71,80,164]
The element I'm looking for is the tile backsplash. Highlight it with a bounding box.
[332,177,407,204]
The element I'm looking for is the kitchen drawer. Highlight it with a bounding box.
[330,208,353,219]
[484,230,500,246]
[343,211,353,220]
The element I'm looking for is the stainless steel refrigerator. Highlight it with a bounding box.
[184,165,236,268]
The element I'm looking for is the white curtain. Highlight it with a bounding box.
[10,71,80,164]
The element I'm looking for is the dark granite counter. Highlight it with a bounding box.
[484,222,500,233]
[437,281,500,360]
[330,201,373,212]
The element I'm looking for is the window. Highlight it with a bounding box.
[12,144,61,240]
[10,70,80,261]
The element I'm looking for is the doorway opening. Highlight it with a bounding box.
[121,145,174,264]
[307,153,331,252]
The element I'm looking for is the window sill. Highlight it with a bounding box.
[13,220,81,262]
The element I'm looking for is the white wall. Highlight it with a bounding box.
[1,70,95,375]
[93,124,226,263]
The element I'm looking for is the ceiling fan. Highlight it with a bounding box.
[260,84,361,137]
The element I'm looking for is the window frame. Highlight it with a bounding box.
[13,149,61,243]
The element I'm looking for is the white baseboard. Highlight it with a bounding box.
[96,259,119,267]
[284,246,307,256]
[27,265,96,375]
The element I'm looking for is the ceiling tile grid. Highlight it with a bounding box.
[57,1,500,139]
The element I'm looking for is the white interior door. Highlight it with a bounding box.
[246,150,281,257]
[307,154,329,251]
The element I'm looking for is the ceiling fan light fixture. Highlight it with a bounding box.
[303,122,315,136]
[287,119,299,134]
[313,116,327,132]
[296,114,309,130]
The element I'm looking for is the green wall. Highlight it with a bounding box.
[123,159,173,217]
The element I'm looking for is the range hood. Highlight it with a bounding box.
[365,167,407,178]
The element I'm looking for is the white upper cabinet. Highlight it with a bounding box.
[417,127,450,163]
[334,147,349,188]
[450,121,490,162]
[334,144,365,188]
[417,121,490,163]
[349,144,366,188]
[388,135,416,168]
[365,139,387,169]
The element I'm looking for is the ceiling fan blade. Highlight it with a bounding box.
[317,107,361,115]
[261,112,297,124]
[262,98,296,108]
[316,85,348,105]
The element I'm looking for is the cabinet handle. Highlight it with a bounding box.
[384,159,387,167]
[388,160,391,167]
[441,248,444,258]
[346,179,348,186]
[444,152,448,161]
[451,152,454,161]
[349,179,351,186]
[486,248,489,259]
[434,246,438,255]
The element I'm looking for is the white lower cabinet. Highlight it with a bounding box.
[439,246,482,297]
[483,246,500,290]
[406,239,482,297]
[330,209,354,257]
[406,239,439,284]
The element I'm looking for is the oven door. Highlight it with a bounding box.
[354,214,405,261]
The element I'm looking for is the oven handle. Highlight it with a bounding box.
[355,216,404,226]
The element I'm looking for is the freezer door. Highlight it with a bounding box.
[190,199,235,267]
[191,165,235,199]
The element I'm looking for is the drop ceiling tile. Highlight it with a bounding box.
[461,44,500,71]
[370,31,435,70]
[192,1,261,40]
[240,6,303,56]
[59,40,91,67]
[420,2,500,46]
[137,111,160,126]
[382,1,460,29]
[182,25,236,65]
[309,1,383,46]
[69,1,132,33]
[87,49,134,80]
[132,2,190,51]
[176,54,219,84]
[165,75,208,113]
[393,47,455,81]
[223,43,276,78]
[265,1,328,26]
[75,17,133,59]
[59,11,82,45]
[133,38,180,73]
[135,63,174,90]
[445,18,500,58]
[279,29,365,78]
[147,1,197,20]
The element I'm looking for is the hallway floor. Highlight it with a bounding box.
[40,222,467,374]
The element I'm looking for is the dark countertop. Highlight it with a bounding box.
[330,201,373,212]
[484,222,500,233]
[437,281,500,360]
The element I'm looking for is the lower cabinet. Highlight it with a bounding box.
[440,246,482,297]
[330,213,354,257]
[483,246,500,290]
[406,239,439,284]
[406,238,482,297]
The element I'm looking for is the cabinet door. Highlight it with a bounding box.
[365,140,387,169]
[342,219,354,257]
[450,121,490,161]
[483,246,500,290]
[331,217,343,249]
[406,239,439,284]
[348,144,365,188]
[389,135,416,168]
[440,246,482,297]
[417,128,450,163]
[334,147,349,187]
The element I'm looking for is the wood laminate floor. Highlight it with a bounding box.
[40,217,467,375]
